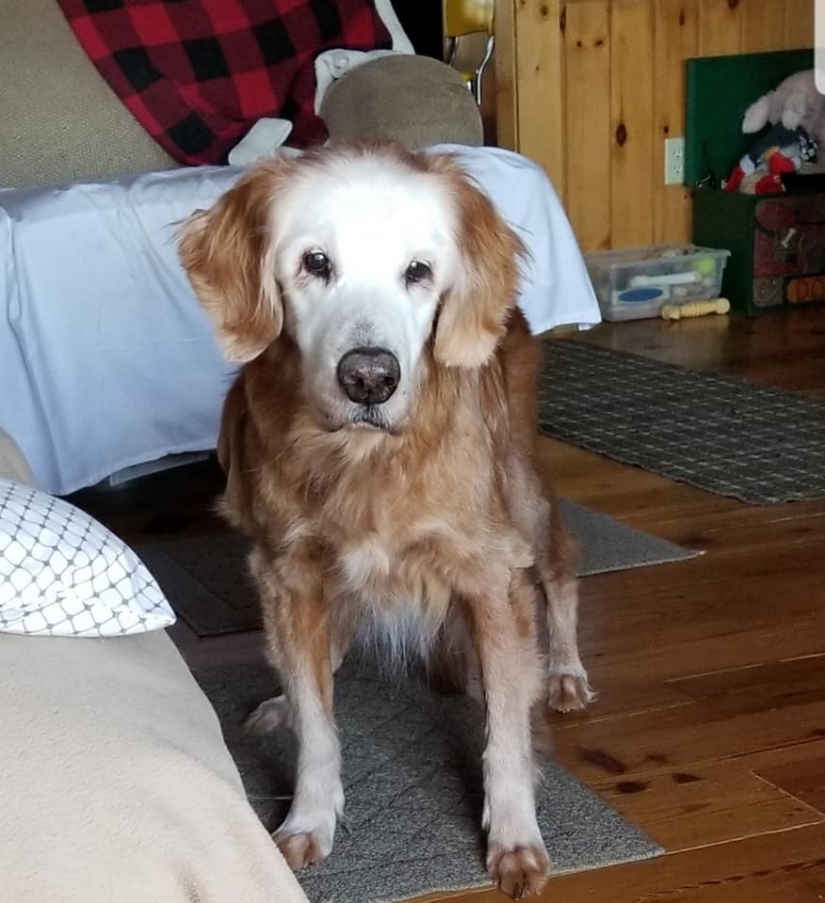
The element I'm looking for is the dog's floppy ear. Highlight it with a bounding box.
[428,156,526,369]
[179,161,291,363]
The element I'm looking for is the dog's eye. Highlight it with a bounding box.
[303,250,331,279]
[405,260,432,286]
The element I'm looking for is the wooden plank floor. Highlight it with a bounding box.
[74,307,825,902]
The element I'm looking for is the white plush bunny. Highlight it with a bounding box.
[742,69,825,149]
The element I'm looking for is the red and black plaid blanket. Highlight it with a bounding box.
[57,0,397,165]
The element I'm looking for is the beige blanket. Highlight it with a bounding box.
[0,629,309,903]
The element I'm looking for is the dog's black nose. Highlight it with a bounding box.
[337,347,400,405]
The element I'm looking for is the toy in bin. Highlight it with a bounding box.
[724,69,825,195]
[584,244,731,321]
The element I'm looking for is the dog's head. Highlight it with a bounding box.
[180,143,525,433]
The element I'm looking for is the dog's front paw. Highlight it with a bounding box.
[546,663,596,713]
[487,842,550,900]
[273,827,334,871]
[244,694,292,734]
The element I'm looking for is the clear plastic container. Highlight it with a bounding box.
[584,244,731,321]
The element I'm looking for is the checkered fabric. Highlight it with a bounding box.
[0,480,175,637]
[538,340,825,505]
[56,0,396,164]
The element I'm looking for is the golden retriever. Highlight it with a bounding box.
[179,142,593,899]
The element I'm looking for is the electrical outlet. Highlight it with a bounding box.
[664,137,685,185]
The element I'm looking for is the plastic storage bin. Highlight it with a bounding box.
[584,244,730,321]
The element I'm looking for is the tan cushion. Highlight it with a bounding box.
[320,54,483,149]
[0,0,177,189]
[0,628,309,903]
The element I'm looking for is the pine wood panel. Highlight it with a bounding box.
[512,0,566,201]
[697,0,743,57]
[563,0,612,250]
[609,0,655,247]
[741,0,791,54]
[653,0,699,244]
[492,0,518,150]
[784,0,816,48]
[496,0,816,250]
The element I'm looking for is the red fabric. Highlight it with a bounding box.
[56,0,395,165]
[768,152,797,175]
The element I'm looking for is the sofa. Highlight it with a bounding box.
[0,426,312,902]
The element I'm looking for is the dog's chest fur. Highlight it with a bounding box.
[286,442,510,631]
[309,457,531,626]
[335,527,454,651]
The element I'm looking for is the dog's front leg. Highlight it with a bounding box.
[462,568,549,900]
[250,546,344,871]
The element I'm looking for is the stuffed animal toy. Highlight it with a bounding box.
[725,122,817,194]
[742,70,825,146]
[725,69,825,194]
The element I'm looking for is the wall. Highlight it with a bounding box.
[495,0,815,252]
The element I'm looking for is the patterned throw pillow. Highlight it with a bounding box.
[0,480,175,637]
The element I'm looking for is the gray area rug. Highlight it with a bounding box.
[560,498,696,575]
[139,500,696,637]
[193,658,663,903]
[539,339,825,505]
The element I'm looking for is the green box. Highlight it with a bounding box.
[686,48,825,314]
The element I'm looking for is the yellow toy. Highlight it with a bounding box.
[661,298,731,320]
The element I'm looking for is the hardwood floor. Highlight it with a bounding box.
[73,307,825,901]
